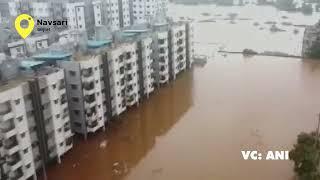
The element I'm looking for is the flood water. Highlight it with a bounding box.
[44,3,320,180]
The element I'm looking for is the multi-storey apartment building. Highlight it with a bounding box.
[119,0,131,28]
[185,21,194,69]
[92,0,131,31]
[153,29,170,86]
[23,65,73,167]
[129,0,168,24]
[168,23,187,80]
[136,36,155,98]
[102,42,140,117]
[65,2,87,31]
[58,53,106,140]
[0,79,37,180]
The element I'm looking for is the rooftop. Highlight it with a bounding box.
[87,40,112,49]
[20,60,45,69]
[33,51,72,61]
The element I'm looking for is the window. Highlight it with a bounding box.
[17,116,23,122]
[21,132,26,138]
[58,128,62,132]
[52,84,56,89]
[41,88,46,94]
[71,84,78,90]
[15,99,20,105]
[74,122,82,128]
[56,114,60,119]
[54,99,59,104]
[69,71,76,76]
[74,110,80,115]
[60,142,64,147]
[23,148,28,154]
[96,80,99,84]
[72,97,79,102]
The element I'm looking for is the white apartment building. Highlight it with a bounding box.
[137,36,155,97]
[58,54,106,139]
[65,2,86,31]
[185,21,194,68]
[92,0,103,27]
[30,2,51,18]
[0,80,37,180]
[119,0,131,28]
[101,0,121,31]
[130,0,168,24]
[168,23,187,80]
[24,67,73,166]
[104,43,139,117]
[153,30,170,85]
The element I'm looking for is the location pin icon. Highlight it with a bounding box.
[15,14,34,39]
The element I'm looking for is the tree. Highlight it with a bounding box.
[276,0,296,11]
[301,3,313,14]
[289,132,320,180]
[307,39,320,59]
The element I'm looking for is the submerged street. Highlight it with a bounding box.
[45,55,320,180]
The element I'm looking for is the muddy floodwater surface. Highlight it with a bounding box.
[45,3,320,180]
[45,55,320,180]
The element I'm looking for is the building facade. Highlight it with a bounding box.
[58,54,106,139]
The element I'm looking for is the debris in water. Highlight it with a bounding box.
[99,140,108,149]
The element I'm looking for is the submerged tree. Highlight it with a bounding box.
[289,132,320,180]
[276,0,296,11]
[307,39,320,59]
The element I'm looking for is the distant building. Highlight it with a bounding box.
[129,0,168,24]
[302,20,320,57]
[8,34,49,58]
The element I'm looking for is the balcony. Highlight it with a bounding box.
[0,119,16,138]
[83,81,95,91]
[61,94,67,105]
[64,122,70,131]
[85,106,97,118]
[177,47,184,54]
[125,52,132,60]
[59,79,66,90]
[158,39,166,45]
[9,167,24,180]
[84,94,96,109]
[177,39,184,46]
[0,102,12,116]
[82,68,93,78]
[126,95,136,106]
[159,48,166,54]
[4,136,19,155]
[7,152,22,171]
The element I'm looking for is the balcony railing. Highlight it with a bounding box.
[0,102,12,116]
[4,136,18,150]
[7,152,21,166]
[83,82,95,91]
[88,120,98,128]
[82,68,93,78]
[0,119,15,133]
[9,167,24,180]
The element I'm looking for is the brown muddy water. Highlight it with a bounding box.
[44,54,320,180]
